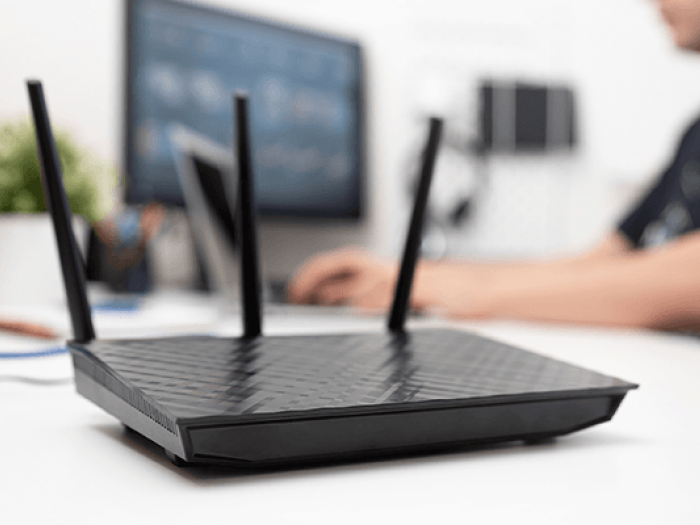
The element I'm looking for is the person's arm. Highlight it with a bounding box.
[289,231,700,329]
[420,230,700,329]
[288,233,632,312]
[424,232,631,280]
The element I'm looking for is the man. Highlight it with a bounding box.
[288,0,700,329]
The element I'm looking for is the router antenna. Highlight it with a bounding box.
[27,80,96,343]
[388,117,443,334]
[234,93,262,339]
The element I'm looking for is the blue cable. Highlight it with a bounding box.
[0,345,68,359]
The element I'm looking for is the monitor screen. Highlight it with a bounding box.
[125,0,364,218]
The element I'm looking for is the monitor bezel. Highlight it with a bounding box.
[123,0,366,221]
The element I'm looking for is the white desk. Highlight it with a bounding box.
[2,297,699,525]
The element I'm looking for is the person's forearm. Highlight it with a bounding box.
[485,257,666,327]
[425,232,700,328]
[429,232,632,281]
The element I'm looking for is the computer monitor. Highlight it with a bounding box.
[124,0,364,219]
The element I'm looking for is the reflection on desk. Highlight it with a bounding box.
[2,294,699,524]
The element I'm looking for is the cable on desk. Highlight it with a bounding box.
[0,375,72,386]
[0,346,68,359]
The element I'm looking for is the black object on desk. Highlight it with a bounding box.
[29,81,636,468]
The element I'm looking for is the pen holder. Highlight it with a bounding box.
[91,204,165,293]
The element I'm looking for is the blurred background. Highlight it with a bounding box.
[3,0,700,302]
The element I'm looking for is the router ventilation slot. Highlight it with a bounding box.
[75,355,177,434]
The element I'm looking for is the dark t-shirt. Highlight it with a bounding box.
[619,117,700,248]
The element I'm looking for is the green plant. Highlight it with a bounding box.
[0,119,116,223]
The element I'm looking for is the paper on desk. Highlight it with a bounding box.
[93,298,220,339]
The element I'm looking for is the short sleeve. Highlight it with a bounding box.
[617,116,700,248]
[617,172,672,248]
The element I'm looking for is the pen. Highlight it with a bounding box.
[0,320,58,340]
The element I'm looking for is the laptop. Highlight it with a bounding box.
[168,124,240,305]
[28,80,636,468]
[168,124,346,312]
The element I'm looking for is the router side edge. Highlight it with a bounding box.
[71,345,630,467]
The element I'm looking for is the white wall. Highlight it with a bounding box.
[3,0,700,265]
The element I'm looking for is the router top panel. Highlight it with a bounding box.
[72,329,634,423]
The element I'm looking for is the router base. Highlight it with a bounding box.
[70,329,635,468]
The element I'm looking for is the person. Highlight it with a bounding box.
[288,0,700,330]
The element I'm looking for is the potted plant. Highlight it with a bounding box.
[0,119,116,307]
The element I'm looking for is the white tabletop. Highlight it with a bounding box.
[2,295,699,525]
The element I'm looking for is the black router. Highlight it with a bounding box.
[28,80,636,468]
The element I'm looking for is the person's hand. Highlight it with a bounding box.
[288,248,397,310]
[288,247,499,317]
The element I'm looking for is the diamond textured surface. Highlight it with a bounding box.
[75,329,632,420]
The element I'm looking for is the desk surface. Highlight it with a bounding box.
[2,295,699,525]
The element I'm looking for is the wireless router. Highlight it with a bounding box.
[28,80,636,468]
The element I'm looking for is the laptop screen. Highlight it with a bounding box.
[191,155,237,247]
